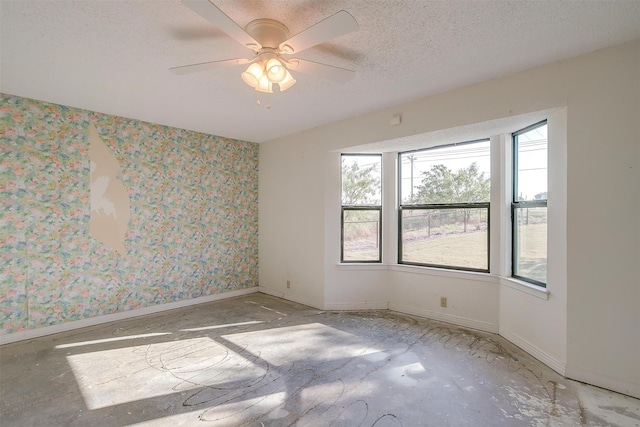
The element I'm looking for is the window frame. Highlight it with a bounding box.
[340,206,382,263]
[511,120,548,287]
[398,139,491,273]
[340,153,383,263]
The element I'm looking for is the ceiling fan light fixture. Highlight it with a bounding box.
[256,74,273,93]
[278,69,296,91]
[266,58,286,83]
[241,62,264,88]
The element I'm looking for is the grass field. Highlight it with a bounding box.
[402,231,488,269]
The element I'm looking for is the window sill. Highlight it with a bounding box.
[499,277,549,300]
[389,264,496,283]
[337,263,389,271]
[337,263,497,283]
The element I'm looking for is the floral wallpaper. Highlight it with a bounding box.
[0,94,259,335]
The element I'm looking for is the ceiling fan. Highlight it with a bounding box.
[170,0,359,97]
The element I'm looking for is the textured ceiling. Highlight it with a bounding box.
[2,0,639,143]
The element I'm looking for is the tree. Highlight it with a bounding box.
[413,162,490,233]
[414,162,489,204]
[341,160,381,205]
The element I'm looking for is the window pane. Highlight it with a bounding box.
[401,208,488,270]
[341,155,381,205]
[515,124,547,201]
[400,140,490,205]
[514,207,547,284]
[342,209,381,262]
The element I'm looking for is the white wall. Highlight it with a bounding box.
[388,267,500,333]
[258,138,325,308]
[259,40,640,398]
[563,42,640,397]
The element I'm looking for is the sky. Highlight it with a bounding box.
[343,123,548,204]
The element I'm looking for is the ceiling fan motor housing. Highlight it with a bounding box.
[245,19,290,50]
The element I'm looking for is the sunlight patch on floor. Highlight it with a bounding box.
[180,320,265,332]
[221,322,380,365]
[54,332,172,349]
[66,336,247,409]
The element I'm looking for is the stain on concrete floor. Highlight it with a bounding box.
[1,294,639,426]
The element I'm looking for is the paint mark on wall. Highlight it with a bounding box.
[89,122,130,255]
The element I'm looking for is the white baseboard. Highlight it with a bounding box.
[388,302,499,334]
[565,365,640,399]
[0,287,259,345]
[258,286,323,310]
[499,327,566,375]
[323,301,389,310]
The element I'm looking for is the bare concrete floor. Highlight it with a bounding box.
[1,294,639,426]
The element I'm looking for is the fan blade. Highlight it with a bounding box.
[279,10,358,54]
[183,0,261,50]
[169,58,250,75]
[286,58,354,83]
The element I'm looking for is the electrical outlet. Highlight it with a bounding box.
[286,280,291,289]
[440,296,447,308]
